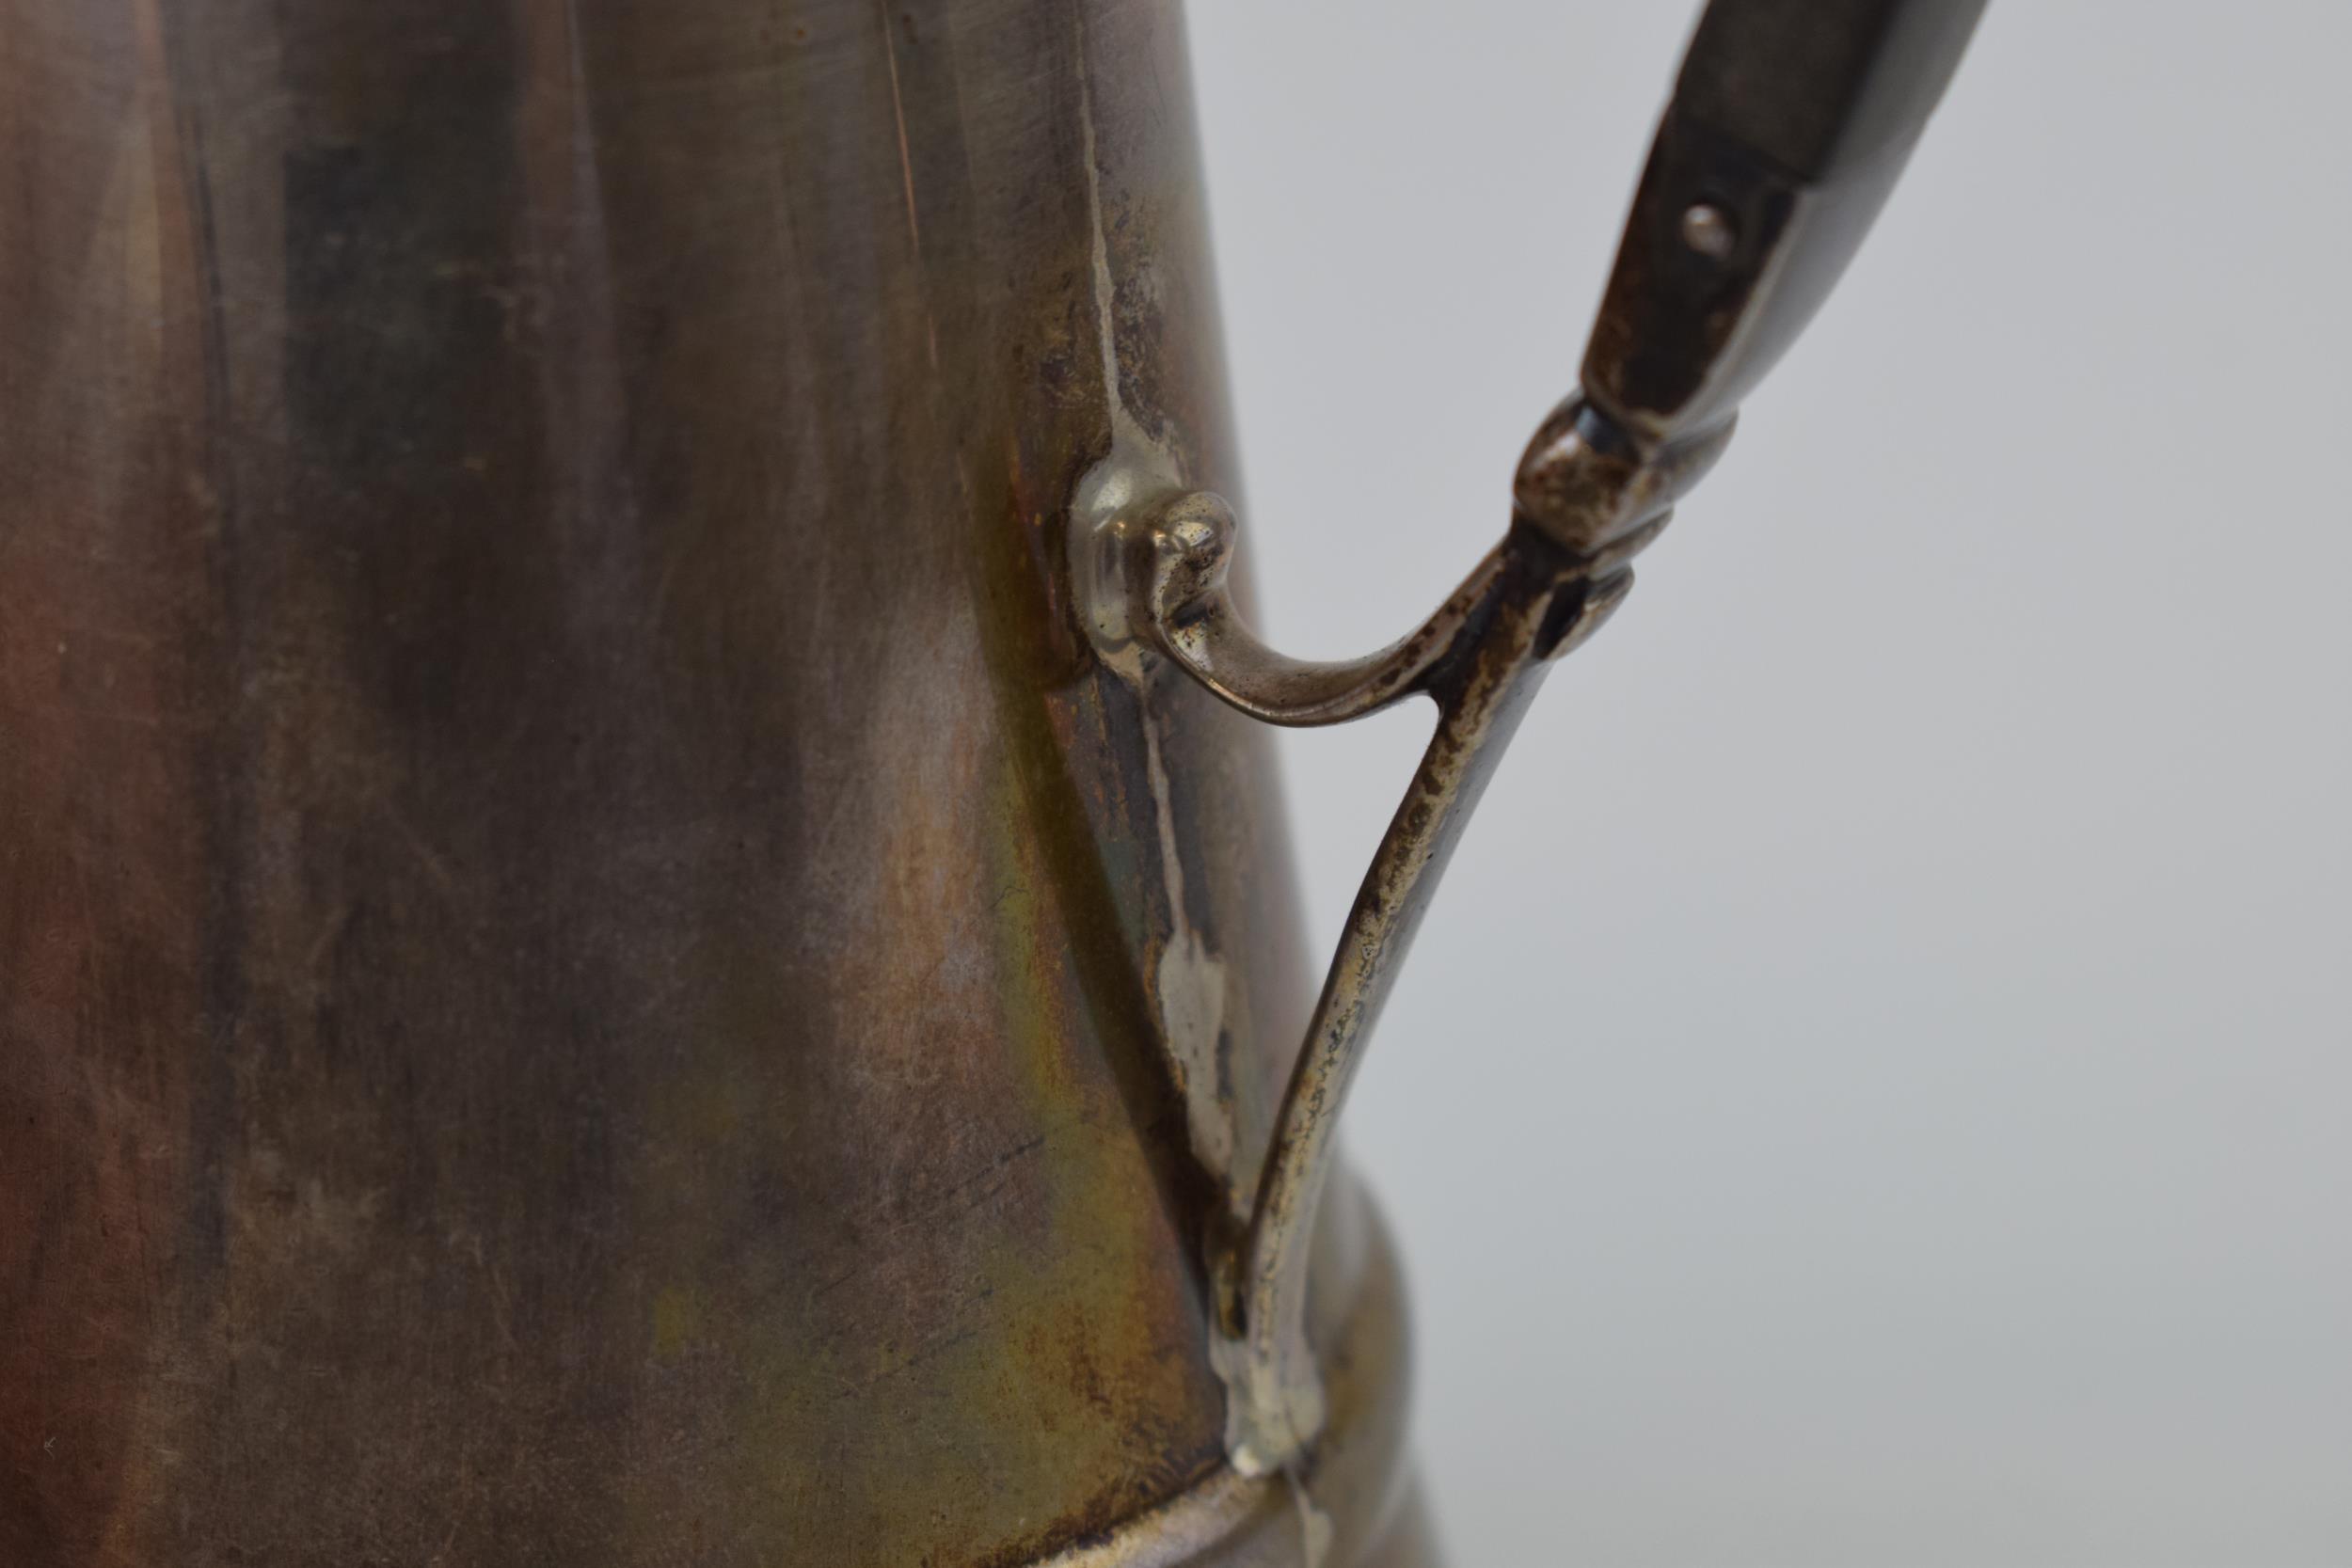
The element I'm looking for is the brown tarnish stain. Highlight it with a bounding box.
[0,0,1376,1564]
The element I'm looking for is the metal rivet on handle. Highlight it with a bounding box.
[1678,200,1737,260]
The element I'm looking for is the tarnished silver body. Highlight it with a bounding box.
[0,1,1428,1562]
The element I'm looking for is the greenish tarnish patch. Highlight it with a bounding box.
[650,1286,700,1361]
[959,736,1223,1508]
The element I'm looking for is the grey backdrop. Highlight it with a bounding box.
[1185,3,2351,1563]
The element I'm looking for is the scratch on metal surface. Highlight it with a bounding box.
[878,2,921,253]
[878,0,939,369]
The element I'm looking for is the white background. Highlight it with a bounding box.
[1186,3,2351,1563]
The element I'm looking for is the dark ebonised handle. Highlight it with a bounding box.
[1581,0,1988,446]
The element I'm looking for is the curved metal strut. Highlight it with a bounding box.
[1096,0,1987,1484]
[1098,390,1716,1475]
